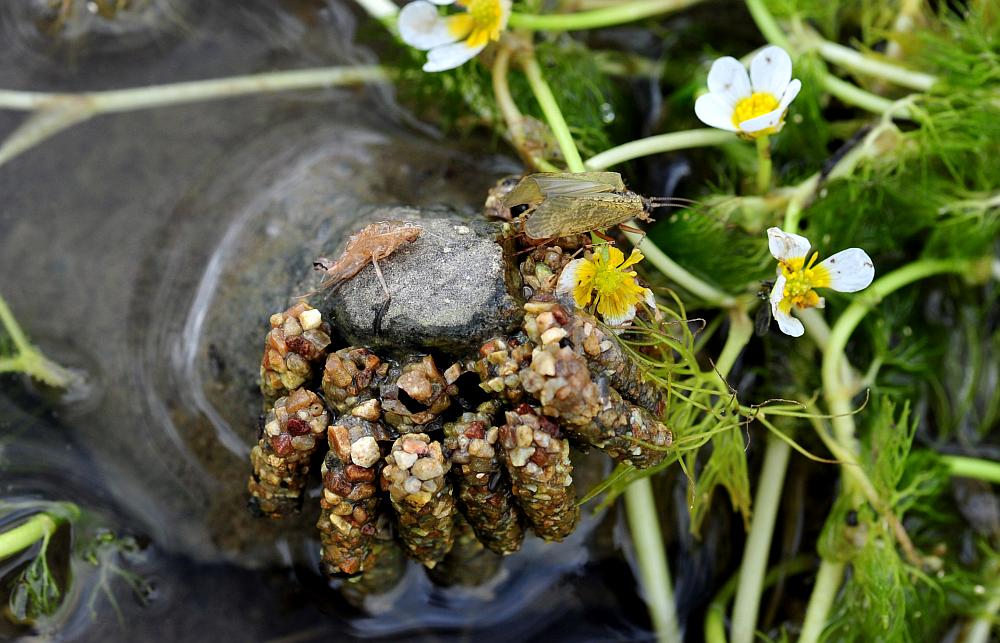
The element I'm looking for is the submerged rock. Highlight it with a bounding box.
[315,208,520,355]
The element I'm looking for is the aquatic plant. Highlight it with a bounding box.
[0,501,150,629]
[0,0,997,640]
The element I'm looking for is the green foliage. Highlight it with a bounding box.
[649,208,772,296]
[7,535,60,624]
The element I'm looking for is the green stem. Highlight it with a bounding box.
[0,66,393,114]
[0,514,58,560]
[584,129,733,170]
[0,293,33,354]
[822,75,911,118]
[966,563,1000,643]
[730,435,791,643]
[492,45,559,172]
[0,295,77,388]
[705,555,816,643]
[755,134,772,195]
[508,0,702,32]
[742,0,791,50]
[799,559,846,643]
[715,309,753,378]
[520,55,585,173]
[811,38,936,92]
[942,455,1000,484]
[625,478,682,643]
[623,228,737,308]
[821,258,971,445]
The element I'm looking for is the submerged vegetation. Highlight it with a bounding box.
[0,0,997,640]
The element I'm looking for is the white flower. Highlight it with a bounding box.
[767,227,875,337]
[397,0,511,72]
[695,46,802,138]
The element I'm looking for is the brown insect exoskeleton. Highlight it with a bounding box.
[310,221,423,334]
[502,172,685,241]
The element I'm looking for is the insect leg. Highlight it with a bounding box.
[371,252,392,337]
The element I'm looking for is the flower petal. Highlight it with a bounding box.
[707,56,752,106]
[778,78,802,110]
[695,93,738,132]
[750,45,793,97]
[818,248,875,292]
[557,259,586,297]
[644,288,656,308]
[603,303,637,326]
[769,275,804,337]
[398,1,456,50]
[619,248,644,270]
[767,227,811,261]
[427,0,455,4]
[604,245,626,268]
[739,105,785,133]
[423,40,485,72]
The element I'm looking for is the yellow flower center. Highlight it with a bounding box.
[778,252,832,312]
[450,0,505,48]
[732,91,780,128]
[569,246,649,322]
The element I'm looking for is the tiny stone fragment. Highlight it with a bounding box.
[499,405,578,541]
[381,433,455,567]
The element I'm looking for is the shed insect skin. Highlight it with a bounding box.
[502,172,685,240]
[310,220,423,294]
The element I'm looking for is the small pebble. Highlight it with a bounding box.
[299,308,322,331]
[411,458,444,481]
[394,450,419,469]
[351,436,381,467]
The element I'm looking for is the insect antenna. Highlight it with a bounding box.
[645,196,698,209]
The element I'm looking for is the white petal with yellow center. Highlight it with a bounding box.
[769,274,804,337]
[818,248,875,292]
[398,1,457,50]
[694,93,740,132]
[767,227,811,261]
[738,79,801,132]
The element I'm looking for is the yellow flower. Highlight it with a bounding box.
[694,46,802,139]
[767,227,875,337]
[397,0,511,72]
[557,246,655,325]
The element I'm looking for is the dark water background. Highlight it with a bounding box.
[0,2,680,640]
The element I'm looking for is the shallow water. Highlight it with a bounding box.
[0,2,662,640]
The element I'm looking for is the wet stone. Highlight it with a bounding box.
[315,209,521,355]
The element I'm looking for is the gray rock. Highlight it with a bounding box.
[314,207,520,355]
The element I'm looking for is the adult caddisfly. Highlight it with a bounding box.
[501,172,685,240]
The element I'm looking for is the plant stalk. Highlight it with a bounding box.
[585,129,732,170]
[519,55,586,172]
[755,134,772,194]
[623,228,738,308]
[811,38,936,92]
[942,455,1000,484]
[0,514,58,561]
[730,435,791,643]
[798,559,845,643]
[624,478,682,643]
[508,0,702,32]
[742,0,792,50]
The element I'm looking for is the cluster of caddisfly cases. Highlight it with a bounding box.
[247,172,673,599]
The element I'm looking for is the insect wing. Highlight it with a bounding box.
[524,193,644,239]
[754,304,772,337]
[503,172,625,207]
[529,172,625,196]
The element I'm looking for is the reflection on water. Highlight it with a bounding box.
[0,2,653,640]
